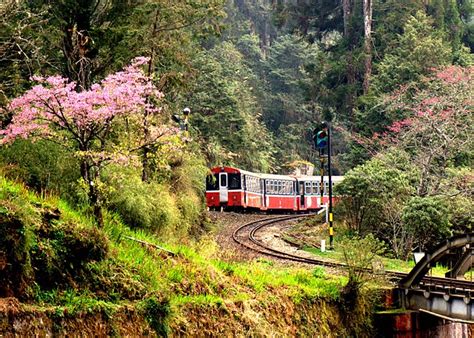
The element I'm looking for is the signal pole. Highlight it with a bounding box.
[327,122,334,250]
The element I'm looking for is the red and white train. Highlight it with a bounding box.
[205,166,343,212]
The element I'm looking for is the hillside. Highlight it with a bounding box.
[0,176,377,336]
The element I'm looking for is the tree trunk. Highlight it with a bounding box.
[89,178,103,227]
[363,0,373,94]
[80,156,103,227]
[343,0,356,132]
[62,4,95,90]
[343,0,351,37]
[141,9,160,183]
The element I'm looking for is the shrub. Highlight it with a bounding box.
[102,166,180,237]
[140,296,171,337]
[402,196,451,250]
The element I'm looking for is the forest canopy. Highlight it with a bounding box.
[0,1,472,252]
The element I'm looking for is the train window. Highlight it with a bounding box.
[316,181,321,194]
[267,180,276,195]
[312,182,318,194]
[220,174,227,187]
[324,181,329,195]
[305,182,311,195]
[206,175,218,190]
[256,177,262,192]
[228,174,241,190]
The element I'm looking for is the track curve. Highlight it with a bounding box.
[232,214,344,268]
[231,214,474,293]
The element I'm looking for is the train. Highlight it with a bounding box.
[205,166,343,212]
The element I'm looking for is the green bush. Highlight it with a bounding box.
[402,196,451,250]
[102,166,180,236]
[102,148,209,239]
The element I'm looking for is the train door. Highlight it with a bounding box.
[243,175,247,207]
[219,173,228,203]
[299,181,305,209]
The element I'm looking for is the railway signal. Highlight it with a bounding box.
[313,124,329,156]
[316,130,327,148]
[313,121,334,250]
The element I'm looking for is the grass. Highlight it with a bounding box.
[303,242,449,277]
[286,216,451,277]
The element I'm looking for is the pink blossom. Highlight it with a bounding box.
[387,118,413,133]
[436,66,473,84]
[421,97,440,106]
[3,57,166,147]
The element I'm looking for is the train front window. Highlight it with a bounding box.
[228,174,241,190]
[206,175,218,190]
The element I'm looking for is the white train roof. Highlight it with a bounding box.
[296,175,344,182]
[210,166,343,182]
[259,173,296,180]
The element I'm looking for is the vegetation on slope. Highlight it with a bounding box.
[1,175,383,335]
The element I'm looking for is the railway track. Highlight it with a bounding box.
[232,214,352,268]
[231,214,474,293]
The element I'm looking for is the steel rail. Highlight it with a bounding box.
[231,215,474,293]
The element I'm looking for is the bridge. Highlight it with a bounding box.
[397,233,474,321]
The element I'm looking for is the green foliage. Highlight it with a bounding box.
[338,234,386,337]
[0,176,108,299]
[402,196,451,250]
[102,145,208,240]
[373,11,452,93]
[339,234,386,287]
[186,41,275,172]
[140,296,171,337]
[263,34,323,131]
[0,139,80,199]
[0,1,61,107]
[102,166,180,236]
[0,177,36,297]
[102,0,225,97]
[335,152,421,258]
[372,0,425,56]
[447,195,474,233]
[335,156,413,233]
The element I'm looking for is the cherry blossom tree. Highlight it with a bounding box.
[1,57,176,225]
[376,66,473,196]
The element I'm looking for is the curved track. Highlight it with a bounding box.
[231,215,474,293]
[232,214,352,268]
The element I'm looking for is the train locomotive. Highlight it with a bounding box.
[205,166,342,212]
